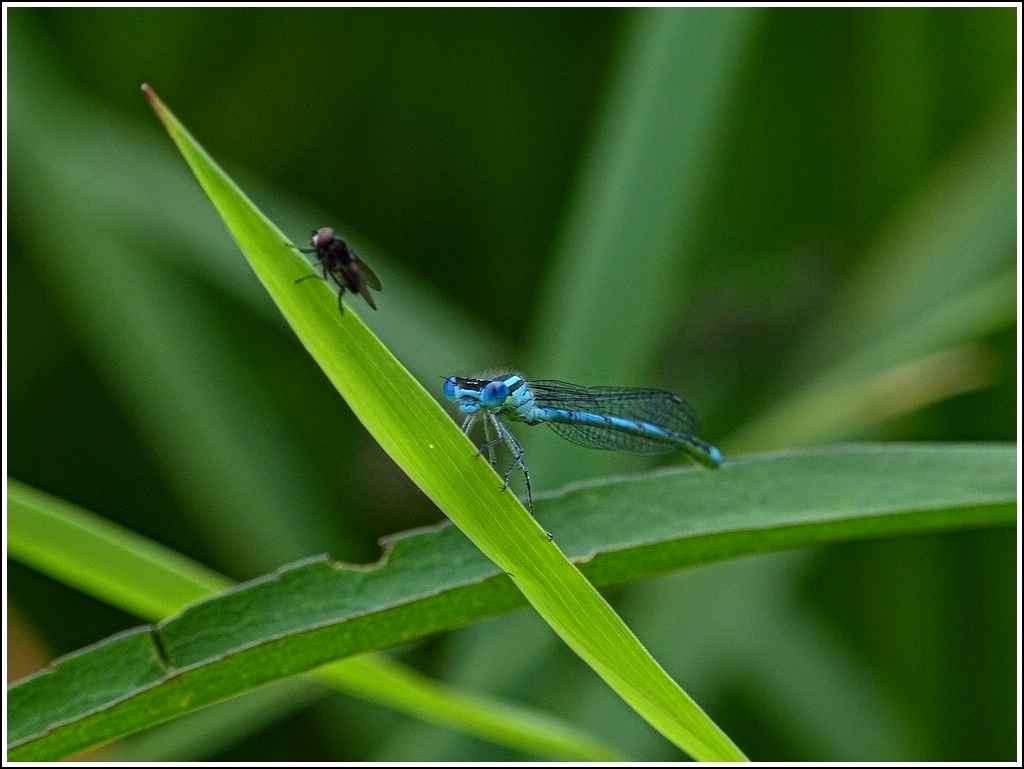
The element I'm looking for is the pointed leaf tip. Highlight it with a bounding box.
[140,84,163,113]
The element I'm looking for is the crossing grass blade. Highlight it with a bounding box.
[137,84,747,761]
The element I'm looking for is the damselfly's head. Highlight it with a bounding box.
[443,376,512,413]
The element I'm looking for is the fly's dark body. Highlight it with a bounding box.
[296,227,382,312]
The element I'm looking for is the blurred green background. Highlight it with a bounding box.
[6,7,1017,761]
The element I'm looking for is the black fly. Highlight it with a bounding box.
[295,227,382,313]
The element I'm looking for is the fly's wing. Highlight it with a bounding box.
[356,281,378,310]
[353,256,383,291]
[527,380,700,455]
[351,256,381,309]
[324,259,376,310]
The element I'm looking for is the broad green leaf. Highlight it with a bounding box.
[6,479,625,762]
[9,444,1014,760]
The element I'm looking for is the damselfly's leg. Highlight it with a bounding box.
[487,413,534,516]
[461,413,501,471]
[472,415,502,470]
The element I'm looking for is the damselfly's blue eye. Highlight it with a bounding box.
[443,377,459,402]
[480,380,509,407]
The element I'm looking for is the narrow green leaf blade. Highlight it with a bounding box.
[138,84,745,760]
[7,479,232,618]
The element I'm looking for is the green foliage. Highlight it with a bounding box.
[8,478,627,763]
[141,84,747,760]
[8,445,1014,759]
[7,6,1017,762]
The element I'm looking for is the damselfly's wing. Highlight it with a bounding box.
[527,380,701,455]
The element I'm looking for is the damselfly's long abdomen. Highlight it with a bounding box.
[521,380,722,469]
